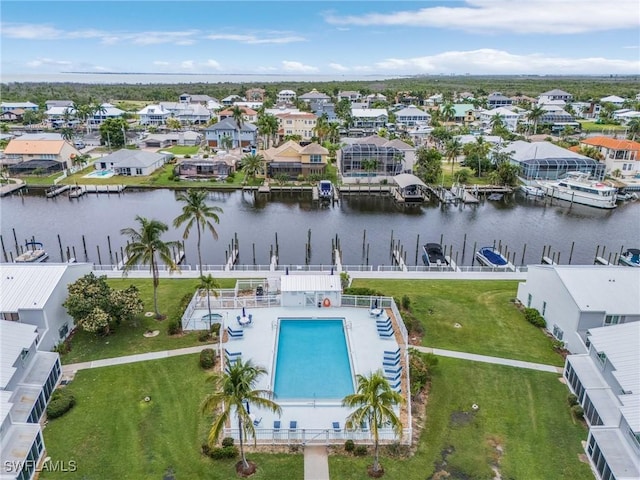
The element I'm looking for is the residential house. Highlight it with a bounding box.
[579,137,640,178]
[0,263,93,351]
[299,89,331,104]
[178,152,238,178]
[538,105,579,132]
[262,140,328,178]
[479,107,522,132]
[395,92,420,106]
[486,92,513,108]
[394,105,431,128]
[505,140,605,180]
[613,109,640,125]
[137,104,172,126]
[451,104,477,124]
[3,133,80,173]
[0,320,62,480]
[563,322,640,480]
[245,88,266,102]
[264,106,300,117]
[337,91,361,102]
[311,102,338,123]
[44,100,73,110]
[275,111,317,141]
[516,265,640,353]
[221,95,244,107]
[454,134,504,148]
[572,101,601,120]
[44,105,78,128]
[277,90,297,104]
[338,142,404,181]
[539,89,573,103]
[232,101,263,111]
[95,149,171,176]
[179,93,218,105]
[424,93,443,106]
[204,118,258,148]
[350,108,388,131]
[600,95,626,108]
[384,138,417,173]
[0,102,38,113]
[158,102,212,125]
[218,106,258,124]
[0,109,25,123]
[139,131,202,149]
[88,103,125,126]
[365,93,387,106]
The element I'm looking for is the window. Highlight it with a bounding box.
[552,324,564,341]
[309,154,322,164]
[542,301,547,316]
[604,315,620,326]
[2,312,19,321]
[20,348,30,363]
[597,351,607,367]
[136,168,143,175]
[527,294,532,308]
[59,323,69,339]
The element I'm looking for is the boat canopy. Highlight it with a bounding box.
[393,173,427,189]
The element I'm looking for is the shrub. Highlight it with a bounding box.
[343,287,384,296]
[47,390,76,419]
[380,178,388,185]
[226,175,234,183]
[385,442,409,457]
[210,322,221,336]
[354,445,368,457]
[184,154,191,159]
[198,331,211,342]
[344,439,355,453]
[201,443,211,456]
[571,405,584,419]
[221,437,235,447]
[523,308,546,328]
[209,446,238,459]
[401,295,411,310]
[567,394,578,406]
[53,340,71,355]
[409,350,438,397]
[179,292,194,312]
[199,348,216,369]
[167,319,182,335]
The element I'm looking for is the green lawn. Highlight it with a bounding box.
[42,355,589,480]
[330,358,590,479]
[352,279,563,365]
[61,278,236,364]
[17,172,62,186]
[577,120,626,132]
[41,355,304,480]
[441,161,493,188]
[162,145,200,155]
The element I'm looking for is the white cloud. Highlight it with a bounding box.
[2,23,64,39]
[181,60,195,69]
[329,63,349,72]
[373,49,640,75]
[26,58,72,68]
[281,60,318,73]
[325,0,640,34]
[204,59,222,70]
[206,33,305,44]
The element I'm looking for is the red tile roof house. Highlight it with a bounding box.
[3,134,80,174]
[580,136,640,179]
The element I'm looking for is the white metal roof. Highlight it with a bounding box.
[0,264,72,312]
[588,322,640,395]
[0,320,38,389]
[351,108,388,118]
[619,393,640,432]
[280,275,341,292]
[552,266,640,314]
[394,173,427,189]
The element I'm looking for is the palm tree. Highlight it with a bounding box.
[199,274,220,330]
[257,113,278,149]
[362,158,378,184]
[173,190,222,277]
[240,153,265,183]
[441,102,455,123]
[61,127,75,143]
[120,216,181,319]
[627,118,640,141]
[202,359,281,474]
[527,105,545,135]
[314,113,330,143]
[490,113,505,134]
[230,106,245,150]
[342,371,404,475]
[444,138,462,176]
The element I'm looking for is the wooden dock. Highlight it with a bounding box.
[0,180,26,197]
[83,184,126,194]
[392,249,408,271]
[46,185,70,198]
[225,248,239,271]
[68,186,87,198]
[451,185,479,204]
[338,184,391,196]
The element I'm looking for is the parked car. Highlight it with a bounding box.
[74,140,85,149]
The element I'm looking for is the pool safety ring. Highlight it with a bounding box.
[323,298,331,307]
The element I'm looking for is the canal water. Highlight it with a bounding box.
[1,189,638,268]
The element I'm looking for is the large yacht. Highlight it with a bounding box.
[537,172,617,209]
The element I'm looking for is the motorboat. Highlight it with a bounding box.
[318,180,333,200]
[537,172,617,209]
[15,241,49,263]
[619,248,640,267]
[422,243,448,267]
[475,246,513,269]
[520,185,545,198]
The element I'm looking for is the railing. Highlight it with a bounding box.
[342,265,374,272]
[275,264,337,272]
[221,427,412,445]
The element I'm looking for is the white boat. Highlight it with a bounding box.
[15,241,49,263]
[475,246,514,270]
[619,248,640,267]
[537,172,617,209]
[520,185,545,198]
[318,180,333,200]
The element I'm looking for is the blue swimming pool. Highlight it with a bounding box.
[273,319,354,400]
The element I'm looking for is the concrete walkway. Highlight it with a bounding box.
[304,446,330,480]
[413,346,563,374]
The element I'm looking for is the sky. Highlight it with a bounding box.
[1,0,639,78]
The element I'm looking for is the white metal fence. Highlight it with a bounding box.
[221,427,412,446]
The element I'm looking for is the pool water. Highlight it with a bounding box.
[83,169,115,179]
[274,319,354,400]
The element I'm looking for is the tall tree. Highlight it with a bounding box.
[414,146,442,184]
[202,359,281,475]
[342,371,404,476]
[230,105,245,149]
[99,118,128,148]
[362,158,378,184]
[441,102,455,123]
[240,153,265,183]
[173,189,222,277]
[257,113,278,148]
[199,274,220,330]
[120,216,180,318]
[527,105,545,135]
[444,138,463,177]
[627,118,640,141]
